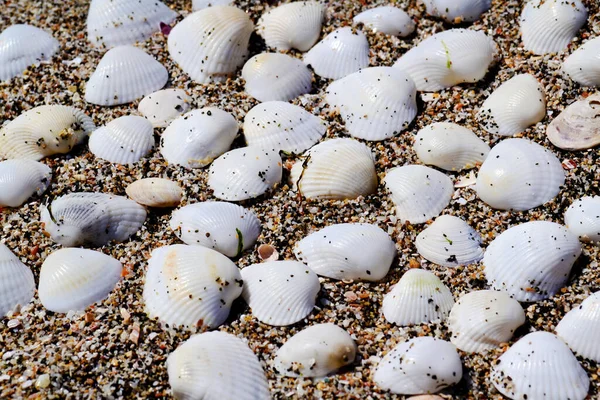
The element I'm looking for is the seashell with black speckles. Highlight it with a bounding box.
[546,94,600,151]
[126,178,182,208]
[556,291,600,363]
[0,160,52,208]
[564,196,600,243]
[88,116,155,164]
[353,6,415,37]
[563,37,600,87]
[0,243,35,317]
[421,0,491,23]
[138,89,192,128]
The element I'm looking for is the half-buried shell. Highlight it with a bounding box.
[0,243,35,317]
[564,196,600,243]
[353,6,415,37]
[556,291,600,363]
[0,160,52,208]
[88,116,155,164]
[126,178,182,208]
[138,89,192,128]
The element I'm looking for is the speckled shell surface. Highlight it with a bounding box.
[546,94,600,150]
[563,37,600,87]
[126,178,182,208]
[138,89,192,128]
[0,160,52,207]
[564,196,600,242]
[353,6,415,37]
[0,243,35,317]
[88,116,155,164]
[556,291,600,362]
[421,0,491,23]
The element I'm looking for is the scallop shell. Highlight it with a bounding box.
[192,0,233,11]
[563,37,600,87]
[483,221,582,302]
[40,192,147,247]
[421,0,491,23]
[564,196,600,242]
[38,248,122,313]
[546,94,600,150]
[126,178,182,208]
[0,160,52,207]
[138,89,192,128]
[353,6,415,37]
[556,291,600,362]
[241,260,320,326]
[143,244,243,329]
[88,116,155,164]
[325,67,417,141]
[0,243,35,316]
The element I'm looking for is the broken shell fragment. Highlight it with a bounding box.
[546,94,600,150]
[126,178,182,208]
[0,243,35,317]
[0,160,52,207]
[88,116,155,164]
[353,6,415,37]
[138,89,192,128]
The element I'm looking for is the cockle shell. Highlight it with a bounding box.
[564,196,600,242]
[546,94,600,150]
[353,6,415,37]
[0,243,35,316]
[0,160,52,207]
[88,116,155,164]
[138,89,192,128]
[126,178,182,208]
[421,0,491,23]
[556,291,600,362]
[563,37,600,87]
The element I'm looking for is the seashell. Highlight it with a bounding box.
[257,1,324,52]
[415,215,484,267]
[476,74,546,136]
[242,53,312,102]
[448,290,525,353]
[208,147,282,201]
[373,337,463,395]
[169,202,260,258]
[421,0,491,23]
[414,122,490,171]
[192,0,234,11]
[475,138,565,211]
[258,244,279,262]
[243,101,326,154]
[274,323,357,377]
[293,223,396,281]
[138,89,192,128]
[85,45,168,106]
[0,105,96,161]
[88,116,155,164]
[491,331,589,400]
[304,27,370,80]
[143,244,242,329]
[393,29,496,91]
[167,331,270,400]
[0,160,52,207]
[38,248,122,313]
[0,24,59,81]
[0,243,35,316]
[40,192,147,247]
[563,37,600,87]
[546,94,600,150]
[353,6,415,37]
[161,107,238,169]
[241,260,320,326]
[86,0,177,48]
[520,0,587,55]
[168,6,254,84]
[483,221,582,302]
[383,165,454,224]
[382,269,454,326]
[556,291,600,362]
[289,138,377,200]
[126,178,182,208]
[325,67,417,141]
[564,196,600,242]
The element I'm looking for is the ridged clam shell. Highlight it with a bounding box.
[556,291,600,362]
[563,37,600,87]
[0,243,35,316]
[353,6,415,37]
[564,196,600,242]
[242,53,312,102]
[294,223,396,281]
[546,94,600,150]
[40,193,147,247]
[393,29,496,91]
[0,24,59,81]
[168,6,254,84]
[325,67,417,141]
[448,290,525,353]
[422,0,491,23]
[167,331,270,400]
[0,160,52,207]
[289,138,377,200]
[241,260,320,326]
[414,122,490,171]
[382,269,454,326]
[38,248,122,313]
[491,332,589,400]
[383,165,454,224]
[475,138,564,211]
[169,202,260,258]
[483,221,582,302]
[143,244,242,329]
[161,107,238,169]
[138,89,192,128]
[88,116,154,164]
[126,178,182,208]
[0,105,96,160]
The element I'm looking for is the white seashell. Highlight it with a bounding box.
[546,94,600,150]
[477,74,546,136]
[382,269,454,326]
[241,260,320,326]
[325,67,417,141]
[167,331,270,400]
[491,331,589,400]
[483,221,582,302]
[0,160,52,207]
[289,138,377,200]
[40,193,147,247]
[274,323,356,377]
[373,337,463,395]
[0,105,96,161]
[414,122,490,171]
[85,45,168,106]
[421,0,491,23]
[353,6,415,37]
[257,1,324,52]
[38,248,122,313]
[564,196,600,242]
[143,244,242,329]
[169,202,260,258]
[556,291,600,362]
[138,89,192,128]
[393,29,496,91]
[192,0,233,11]
[126,178,182,208]
[0,243,35,317]
[304,27,370,80]
[161,107,238,169]
[520,0,587,55]
[475,138,565,211]
[383,165,454,224]
[0,24,59,81]
[86,0,177,48]
[563,37,600,87]
[88,116,155,164]
[294,223,396,281]
[168,6,254,84]
[243,101,326,154]
[448,290,525,353]
[242,53,312,102]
